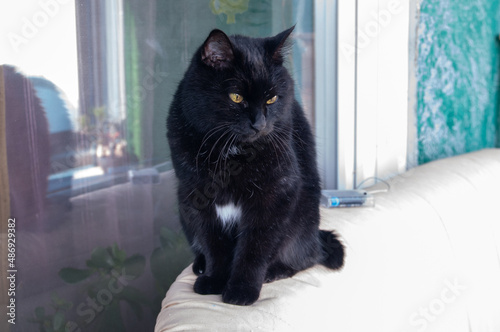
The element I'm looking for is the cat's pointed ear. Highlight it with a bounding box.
[266,26,295,64]
[201,29,234,70]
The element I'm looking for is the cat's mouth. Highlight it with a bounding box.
[240,126,273,143]
[243,133,261,143]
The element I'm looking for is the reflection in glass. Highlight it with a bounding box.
[1,1,313,331]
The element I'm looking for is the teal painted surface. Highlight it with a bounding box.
[417,0,500,164]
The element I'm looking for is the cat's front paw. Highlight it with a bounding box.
[222,282,261,306]
[193,275,226,295]
[192,254,206,275]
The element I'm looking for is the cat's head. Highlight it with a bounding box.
[181,27,296,144]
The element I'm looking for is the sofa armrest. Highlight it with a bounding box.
[156,149,500,332]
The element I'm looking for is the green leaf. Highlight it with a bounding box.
[50,293,72,311]
[150,247,168,283]
[84,278,111,298]
[86,247,114,269]
[111,243,127,263]
[53,311,65,331]
[51,292,70,309]
[111,243,119,255]
[35,306,45,320]
[51,292,61,305]
[59,301,73,311]
[122,254,145,279]
[159,227,177,249]
[44,318,55,332]
[59,268,92,284]
[150,244,193,291]
[159,235,169,249]
[65,321,80,332]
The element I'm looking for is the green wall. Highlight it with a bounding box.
[416,0,500,164]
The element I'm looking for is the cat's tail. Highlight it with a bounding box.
[319,230,345,270]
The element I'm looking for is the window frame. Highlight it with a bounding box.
[315,0,412,190]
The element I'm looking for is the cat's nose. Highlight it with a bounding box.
[251,115,266,132]
[251,120,266,132]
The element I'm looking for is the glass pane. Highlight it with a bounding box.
[1,1,313,331]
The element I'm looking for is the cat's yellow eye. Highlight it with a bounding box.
[266,95,278,105]
[229,93,243,103]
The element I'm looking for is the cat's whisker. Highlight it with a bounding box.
[198,124,229,161]
[223,133,239,179]
[276,136,293,169]
[276,123,306,147]
[201,123,231,144]
[269,132,289,159]
[215,132,238,184]
[268,133,282,172]
[199,123,231,150]
[269,131,296,175]
[196,124,231,172]
[213,133,232,183]
[219,135,233,183]
[205,128,233,170]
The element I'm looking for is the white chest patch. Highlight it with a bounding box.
[228,145,240,155]
[215,202,242,229]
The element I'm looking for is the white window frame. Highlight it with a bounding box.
[315,0,411,190]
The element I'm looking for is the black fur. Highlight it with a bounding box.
[167,27,344,306]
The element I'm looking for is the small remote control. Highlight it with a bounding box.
[321,190,374,208]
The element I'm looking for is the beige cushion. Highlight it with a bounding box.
[155,149,500,332]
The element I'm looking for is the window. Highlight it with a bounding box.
[1,1,413,330]
[328,0,411,189]
[1,1,318,331]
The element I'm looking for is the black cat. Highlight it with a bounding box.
[167,27,344,306]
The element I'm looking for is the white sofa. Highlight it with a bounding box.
[155,149,500,332]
